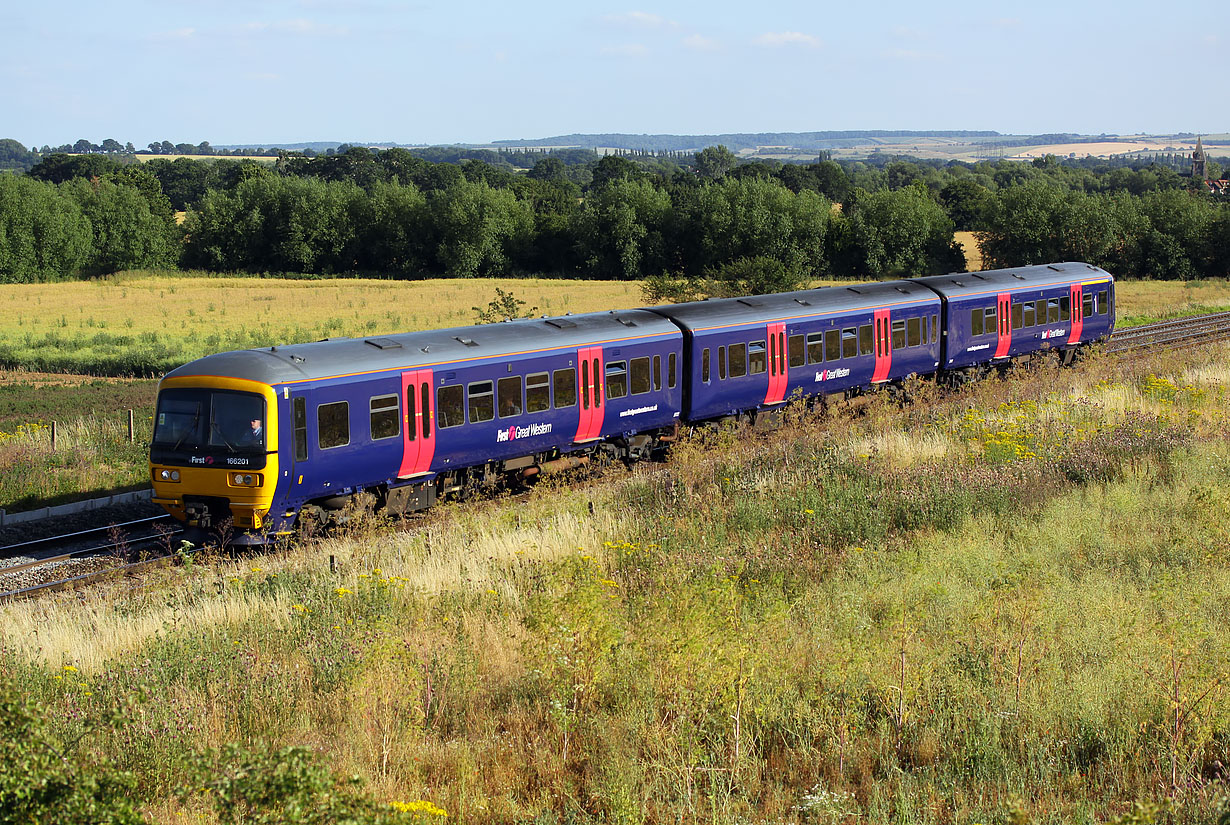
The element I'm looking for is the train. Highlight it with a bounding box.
[149,262,1115,544]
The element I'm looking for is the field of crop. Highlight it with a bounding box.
[3,338,1230,823]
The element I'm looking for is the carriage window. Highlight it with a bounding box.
[749,341,767,375]
[1023,301,1035,327]
[1048,299,1060,324]
[892,319,906,350]
[825,329,841,361]
[553,368,576,408]
[788,334,805,367]
[437,385,463,428]
[593,358,601,405]
[293,397,307,461]
[729,342,747,378]
[420,384,431,439]
[1060,296,1071,321]
[841,328,858,359]
[652,355,661,391]
[605,361,628,399]
[701,348,710,383]
[527,372,550,413]
[718,345,727,380]
[769,336,776,377]
[498,376,522,418]
[859,324,873,356]
[984,308,997,335]
[807,332,823,364]
[582,360,590,408]
[1083,293,1093,318]
[630,357,651,395]
[971,308,984,336]
[907,317,922,347]
[931,314,938,343]
[668,352,677,388]
[318,401,349,449]
[1012,303,1024,330]
[1032,300,1044,323]
[406,387,417,442]
[370,395,400,441]
[1098,290,1108,314]
[468,380,494,423]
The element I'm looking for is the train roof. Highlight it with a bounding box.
[647,279,939,332]
[909,262,1113,299]
[162,308,679,386]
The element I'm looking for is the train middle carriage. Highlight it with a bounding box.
[648,281,943,421]
[150,309,683,541]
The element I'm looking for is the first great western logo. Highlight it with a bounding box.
[496,421,553,442]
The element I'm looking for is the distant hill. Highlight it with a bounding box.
[488,131,1002,153]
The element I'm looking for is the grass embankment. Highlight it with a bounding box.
[3,342,1230,823]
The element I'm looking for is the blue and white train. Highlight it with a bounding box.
[149,262,1115,542]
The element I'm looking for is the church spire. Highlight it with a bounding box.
[1192,136,1207,180]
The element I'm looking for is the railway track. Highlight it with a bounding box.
[5,308,1230,602]
[0,515,183,601]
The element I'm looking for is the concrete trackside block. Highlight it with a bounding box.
[2,489,154,527]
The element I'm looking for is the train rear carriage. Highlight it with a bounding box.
[648,282,942,422]
[909,262,1115,375]
[149,310,682,542]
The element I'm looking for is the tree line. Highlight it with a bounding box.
[1,141,1227,287]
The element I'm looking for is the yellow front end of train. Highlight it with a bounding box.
[149,375,281,533]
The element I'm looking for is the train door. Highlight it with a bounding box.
[574,346,605,442]
[399,368,435,478]
[289,390,309,499]
[995,293,1012,358]
[872,308,892,383]
[763,321,788,405]
[1067,284,1084,345]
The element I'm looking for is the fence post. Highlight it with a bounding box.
[51,421,57,450]
[128,409,135,442]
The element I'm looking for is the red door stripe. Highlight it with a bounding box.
[1068,284,1083,345]
[574,347,605,442]
[872,309,892,383]
[764,322,788,405]
[399,369,435,478]
[994,293,1012,358]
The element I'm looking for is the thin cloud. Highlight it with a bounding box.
[603,11,675,28]
[753,31,821,48]
[600,43,650,57]
[683,34,720,51]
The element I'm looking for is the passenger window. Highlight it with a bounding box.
[729,343,747,377]
[1012,303,1023,330]
[370,395,399,441]
[593,358,601,405]
[468,380,494,423]
[701,348,710,383]
[293,397,307,461]
[553,368,576,408]
[1034,300,1045,323]
[582,361,590,409]
[984,308,998,335]
[825,329,841,361]
[718,345,727,380]
[748,341,766,375]
[931,314,938,343]
[859,324,873,356]
[807,332,823,364]
[892,319,906,350]
[1048,299,1060,324]
[1098,290,1108,314]
[907,317,922,347]
[971,308,983,336]
[1083,293,1093,318]
[652,355,661,391]
[630,357,651,395]
[526,372,550,413]
[318,401,349,449]
[789,334,805,367]
[605,361,628,399]
[437,385,463,428]
[1060,296,1071,321]
[1023,301,1036,326]
[769,336,776,377]
[498,376,522,418]
[668,352,677,388]
[841,328,857,359]
[421,384,431,439]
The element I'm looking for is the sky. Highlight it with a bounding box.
[3,0,1228,148]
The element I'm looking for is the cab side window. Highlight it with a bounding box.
[318,401,349,449]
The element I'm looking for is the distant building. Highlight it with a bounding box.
[1192,136,1207,180]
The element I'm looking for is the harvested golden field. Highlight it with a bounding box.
[953,230,983,271]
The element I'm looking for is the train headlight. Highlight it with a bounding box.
[156,469,180,482]
[228,473,262,488]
